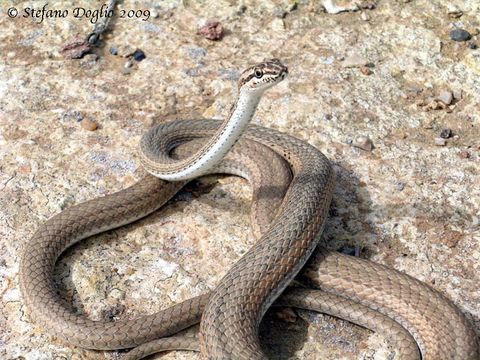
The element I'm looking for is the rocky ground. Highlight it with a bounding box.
[1,0,479,359]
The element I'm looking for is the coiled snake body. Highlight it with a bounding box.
[19,60,479,359]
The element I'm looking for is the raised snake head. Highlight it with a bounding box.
[237,58,288,93]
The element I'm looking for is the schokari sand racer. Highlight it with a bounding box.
[19,60,479,359]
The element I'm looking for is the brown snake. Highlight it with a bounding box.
[19,60,479,359]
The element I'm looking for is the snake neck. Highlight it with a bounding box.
[157,91,262,181]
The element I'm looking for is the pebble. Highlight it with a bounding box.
[468,42,478,50]
[424,100,445,111]
[342,53,369,68]
[61,36,92,59]
[447,5,463,18]
[62,110,84,122]
[81,119,98,131]
[361,12,370,21]
[450,29,472,42]
[360,65,372,75]
[109,46,118,55]
[440,128,453,139]
[458,151,470,159]
[125,60,134,69]
[133,49,146,61]
[322,0,359,14]
[236,4,247,15]
[352,135,374,151]
[436,90,453,105]
[360,2,376,10]
[197,21,224,41]
[434,137,446,146]
[452,89,462,100]
[117,45,136,58]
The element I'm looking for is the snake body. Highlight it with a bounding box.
[19,60,479,359]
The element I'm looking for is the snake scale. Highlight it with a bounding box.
[19,60,479,359]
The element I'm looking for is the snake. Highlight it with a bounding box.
[19,59,479,359]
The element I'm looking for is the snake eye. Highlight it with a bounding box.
[254,68,263,78]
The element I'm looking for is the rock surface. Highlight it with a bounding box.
[1,1,479,359]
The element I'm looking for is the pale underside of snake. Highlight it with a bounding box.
[19,60,479,359]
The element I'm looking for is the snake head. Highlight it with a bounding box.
[238,58,288,93]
